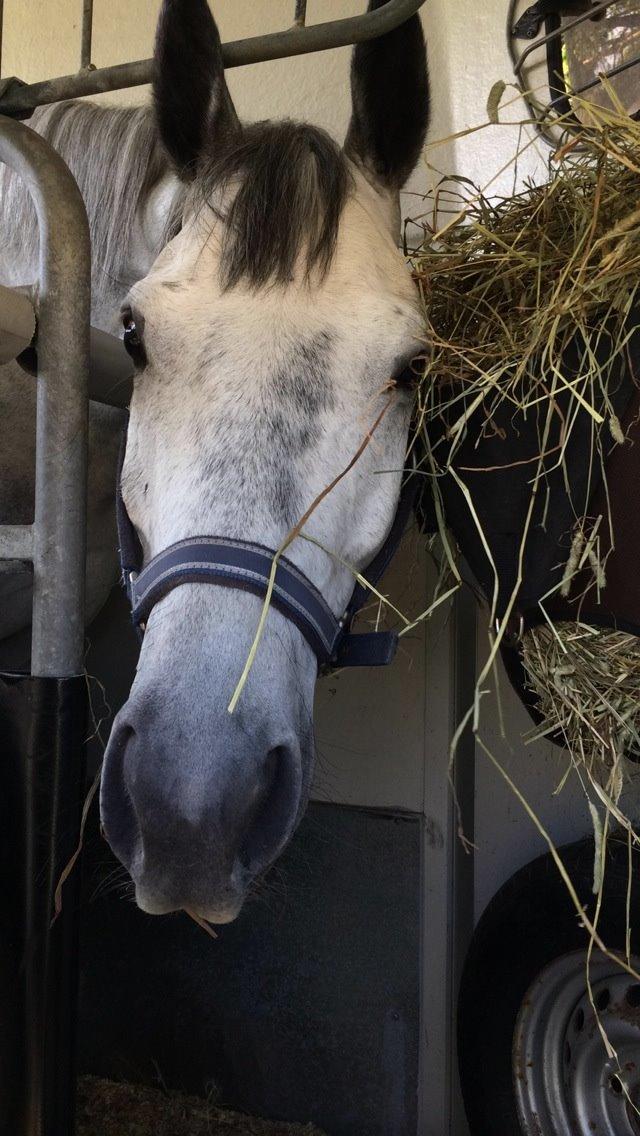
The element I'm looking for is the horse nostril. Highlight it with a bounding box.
[237,746,299,875]
[100,722,141,872]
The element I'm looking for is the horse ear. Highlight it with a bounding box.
[153,0,239,178]
[344,0,429,191]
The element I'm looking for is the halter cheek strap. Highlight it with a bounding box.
[116,429,416,671]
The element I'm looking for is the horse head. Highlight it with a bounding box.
[101,0,430,923]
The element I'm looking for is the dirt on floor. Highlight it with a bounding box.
[77,1077,329,1136]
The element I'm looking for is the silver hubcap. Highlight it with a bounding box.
[513,949,640,1135]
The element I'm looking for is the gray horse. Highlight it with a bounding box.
[0,0,429,923]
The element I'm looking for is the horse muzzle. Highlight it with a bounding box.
[101,703,306,922]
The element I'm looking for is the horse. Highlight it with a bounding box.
[0,0,430,924]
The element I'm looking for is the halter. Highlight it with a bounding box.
[116,432,417,672]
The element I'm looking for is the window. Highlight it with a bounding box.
[560,1,640,120]
[510,1,640,133]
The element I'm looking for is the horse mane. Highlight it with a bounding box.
[194,120,351,290]
[0,101,169,288]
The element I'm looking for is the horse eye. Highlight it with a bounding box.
[122,306,147,369]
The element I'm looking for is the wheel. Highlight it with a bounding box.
[458,836,640,1136]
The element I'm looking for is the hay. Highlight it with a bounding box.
[413,95,640,439]
[76,1076,328,1136]
[409,94,640,797]
[521,622,640,785]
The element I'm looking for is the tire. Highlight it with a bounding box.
[458,836,640,1136]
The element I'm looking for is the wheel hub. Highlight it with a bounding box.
[513,950,640,1135]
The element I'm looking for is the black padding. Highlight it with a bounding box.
[0,674,87,1134]
[79,803,422,1135]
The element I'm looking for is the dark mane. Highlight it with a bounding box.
[195,120,351,290]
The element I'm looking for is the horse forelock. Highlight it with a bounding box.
[189,120,351,291]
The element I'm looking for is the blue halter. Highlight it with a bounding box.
[116,434,416,672]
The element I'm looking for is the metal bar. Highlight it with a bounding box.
[0,0,4,79]
[0,116,90,677]
[86,326,132,407]
[81,0,93,69]
[548,50,640,107]
[508,0,637,143]
[449,584,476,1135]
[513,0,613,76]
[0,524,34,559]
[21,324,133,408]
[294,0,308,27]
[0,0,426,118]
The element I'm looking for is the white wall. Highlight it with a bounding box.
[1,0,593,917]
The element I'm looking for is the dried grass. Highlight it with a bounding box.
[412,91,640,446]
[401,93,640,1049]
[522,621,640,788]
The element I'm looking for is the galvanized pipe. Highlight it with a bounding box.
[81,0,94,69]
[0,0,426,118]
[0,116,90,677]
[19,320,134,408]
[87,325,132,407]
[294,0,308,27]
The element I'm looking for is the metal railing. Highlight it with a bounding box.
[81,0,93,70]
[0,117,90,677]
[0,0,426,119]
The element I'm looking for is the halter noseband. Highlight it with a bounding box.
[116,434,416,671]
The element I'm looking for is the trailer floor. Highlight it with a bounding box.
[77,1077,328,1136]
